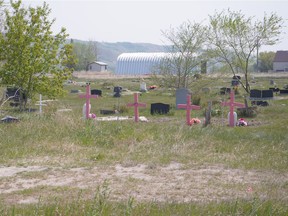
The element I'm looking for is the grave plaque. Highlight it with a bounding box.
[250,89,262,98]
[280,89,288,94]
[176,88,191,110]
[150,103,170,115]
[140,82,147,92]
[113,86,122,97]
[91,89,102,96]
[220,87,231,95]
[261,90,273,98]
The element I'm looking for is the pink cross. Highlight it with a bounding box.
[79,83,98,119]
[177,94,201,126]
[127,93,146,122]
[221,90,245,127]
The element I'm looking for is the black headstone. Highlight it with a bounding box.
[91,89,102,96]
[150,103,170,115]
[261,90,273,98]
[113,86,122,97]
[100,110,115,115]
[280,89,288,94]
[231,79,239,86]
[269,88,280,93]
[250,89,262,98]
[1,115,19,123]
[232,75,241,80]
[220,87,231,95]
[6,87,20,101]
[252,101,269,106]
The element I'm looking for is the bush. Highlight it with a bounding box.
[237,107,258,118]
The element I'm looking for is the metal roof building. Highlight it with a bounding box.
[116,52,170,75]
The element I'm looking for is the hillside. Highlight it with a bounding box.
[72,39,169,72]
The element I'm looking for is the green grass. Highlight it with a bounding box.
[0,74,288,215]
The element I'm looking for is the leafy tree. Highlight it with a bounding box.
[207,9,283,93]
[154,21,207,89]
[258,51,275,72]
[72,40,97,71]
[0,0,75,109]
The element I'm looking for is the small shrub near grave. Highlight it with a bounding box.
[237,107,258,118]
[192,95,201,106]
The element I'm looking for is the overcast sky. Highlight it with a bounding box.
[18,0,288,52]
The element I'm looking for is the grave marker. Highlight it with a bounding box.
[221,90,245,127]
[150,103,170,115]
[79,83,98,119]
[176,88,191,109]
[177,94,201,126]
[127,93,146,122]
[35,94,46,114]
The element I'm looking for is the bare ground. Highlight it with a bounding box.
[0,162,287,205]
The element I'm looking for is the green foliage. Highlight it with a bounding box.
[258,51,275,72]
[0,0,75,109]
[155,21,207,89]
[207,9,284,93]
[72,40,97,71]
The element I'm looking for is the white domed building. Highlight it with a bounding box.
[115,52,170,75]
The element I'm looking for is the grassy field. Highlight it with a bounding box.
[0,73,287,215]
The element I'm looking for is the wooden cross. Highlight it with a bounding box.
[221,90,245,127]
[79,83,98,119]
[177,94,201,126]
[127,93,146,122]
[35,94,47,115]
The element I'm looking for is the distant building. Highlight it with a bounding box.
[87,61,108,72]
[273,51,288,72]
[116,52,168,75]
[115,52,207,75]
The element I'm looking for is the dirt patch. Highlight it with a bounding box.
[0,163,287,205]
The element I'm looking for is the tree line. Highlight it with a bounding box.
[158,10,283,93]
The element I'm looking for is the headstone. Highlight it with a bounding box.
[269,88,280,93]
[176,88,191,109]
[100,110,115,115]
[150,103,170,115]
[6,87,26,104]
[221,90,245,127]
[140,82,147,92]
[91,89,102,96]
[113,86,122,97]
[1,115,19,123]
[70,89,80,93]
[220,87,231,95]
[252,101,269,106]
[270,80,275,85]
[232,75,241,80]
[127,93,146,122]
[79,83,98,119]
[250,89,262,98]
[280,89,288,94]
[177,94,201,126]
[261,90,273,98]
[231,79,239,86]
[228,112,237,127]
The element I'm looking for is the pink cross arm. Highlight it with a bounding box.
[127,93,146,122]
[233,102,245,108]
